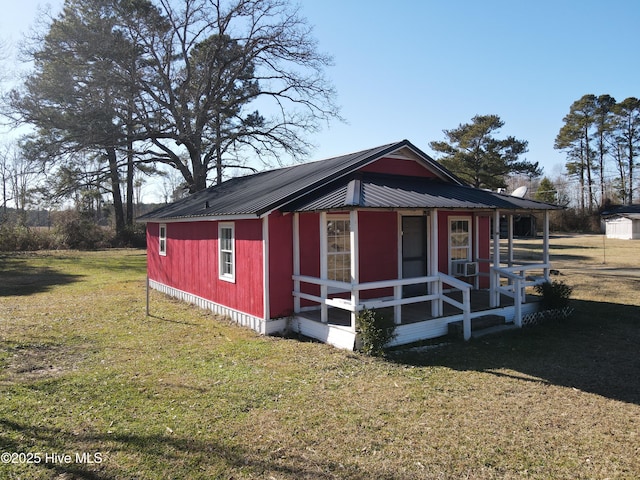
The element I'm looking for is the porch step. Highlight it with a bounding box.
[448,315,511,339]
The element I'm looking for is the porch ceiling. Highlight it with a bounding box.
[283,173,563,213]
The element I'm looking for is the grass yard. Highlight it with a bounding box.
[1,236,639,479]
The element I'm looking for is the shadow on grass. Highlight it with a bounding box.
[392,299,640,405]
[0,256,82,297]
[0,417,377,480]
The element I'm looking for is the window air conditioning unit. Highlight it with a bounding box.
[452,261,478,277]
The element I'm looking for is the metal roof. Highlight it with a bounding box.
[601,205,640,217]
[284,173,563,212]
[138,140,559,222]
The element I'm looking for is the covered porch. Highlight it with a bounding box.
[289,208,552,350]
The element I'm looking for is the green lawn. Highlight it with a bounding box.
[1,241,639,479]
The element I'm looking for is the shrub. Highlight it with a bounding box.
[534,280,573,310]
[117,223,147,248]
[51,210,114,250]
[0,222,56,251]
[356,308,397,357]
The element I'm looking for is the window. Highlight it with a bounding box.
[159,224,167,256]
[449,217,471,270]
[327,217,351,282]
[219,223,235,282]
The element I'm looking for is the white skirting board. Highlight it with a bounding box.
[148,280,288,335]
[292,302,540,350]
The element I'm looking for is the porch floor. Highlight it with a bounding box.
[297,289,539,327]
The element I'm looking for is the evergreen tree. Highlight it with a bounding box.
[7,0,150,237]
[594,95,617,204]
[555,94,597,212]
[613,97,640,205]
[429,114,540,190]
[535,177,557,204]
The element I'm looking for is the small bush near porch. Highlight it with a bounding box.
[1,237,639,479]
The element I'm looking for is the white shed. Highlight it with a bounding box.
[602,206,640,240]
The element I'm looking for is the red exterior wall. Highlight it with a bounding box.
[297,212,321,305]
[358,211,397,298]
[268,211,294,318]
[476,215,491,288]
[298,212,321,278]
[359,157,438,178]
[147,219,264,318]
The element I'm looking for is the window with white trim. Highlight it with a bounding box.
[159,224,167,256]
[327,217,351,283]
[449,217,471,270]
[218,223,235,282]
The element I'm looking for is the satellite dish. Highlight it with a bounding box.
[511,186,528,198]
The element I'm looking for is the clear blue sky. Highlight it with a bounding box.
[3,0,639,180]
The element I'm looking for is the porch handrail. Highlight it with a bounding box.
[495,263,550,275]
[490,262,550,327]
[292,273,474,340]
[293,274,443,291]
[437,273,472,340]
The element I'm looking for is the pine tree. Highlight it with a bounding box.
[429,114,540,190]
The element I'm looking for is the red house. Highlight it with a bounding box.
[139,140,561,349]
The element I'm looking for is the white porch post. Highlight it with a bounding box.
[293,212,301,314]
[543,210,550,281]
[262,215,270,322]
[319,212,328,323]
[507,213,514,267]
[490,209,501,307]
[514,277,522,327]
[430,209,442,317]
[474,214,480,290]
[349,210,359,332]
[394,212,402,325]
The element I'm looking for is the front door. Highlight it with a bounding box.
[402,216,427,296]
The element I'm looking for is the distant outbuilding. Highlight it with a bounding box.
[601,205,640,240]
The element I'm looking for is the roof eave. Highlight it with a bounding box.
[136,213,260,223]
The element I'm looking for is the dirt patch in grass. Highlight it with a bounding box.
[1,342,87,383]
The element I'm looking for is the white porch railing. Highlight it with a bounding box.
[490,263,549,326]
[292,273,473,340]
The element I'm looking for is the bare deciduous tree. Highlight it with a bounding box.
[127,0,340,191]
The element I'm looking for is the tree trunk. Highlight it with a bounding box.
[106,147,125,237]
[584,127,594,212]
[629,129,634,205]
[126,136,134,226]
[629,156,634,205]
[598,134,605,205]
[216,118,223,186]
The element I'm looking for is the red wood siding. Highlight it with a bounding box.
[477,215,491,288]
[358,211,397,298]
[298,212,321,305]
[268,211,294,318]
[359,157,438,178]
[298,212,321,278]
[147,219,264,318]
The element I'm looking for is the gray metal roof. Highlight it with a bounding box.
[138,140,559,222]
[601,205,640,217]
[284,173,563,212]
